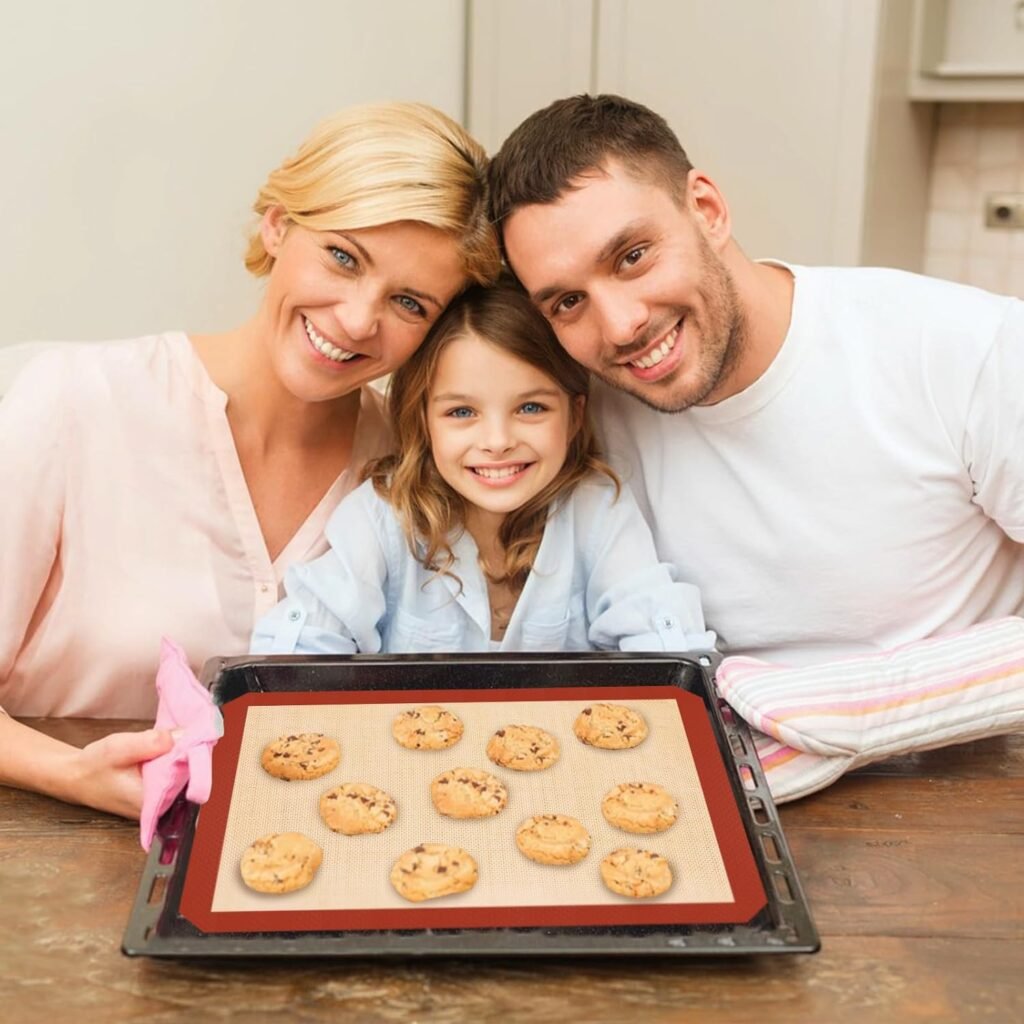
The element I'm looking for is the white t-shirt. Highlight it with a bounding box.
[595,266,1024,664]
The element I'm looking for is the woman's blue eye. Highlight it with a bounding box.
[396,295,426,317]
[520,401,545,414]
[328,246,355,269]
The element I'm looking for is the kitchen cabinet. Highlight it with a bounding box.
[911,0,1024,101]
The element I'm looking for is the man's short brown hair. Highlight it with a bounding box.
[487,94,693,230]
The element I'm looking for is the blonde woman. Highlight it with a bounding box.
[253,279,714,656]
[0,102,500,817]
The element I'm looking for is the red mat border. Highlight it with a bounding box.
[180,686,767,932]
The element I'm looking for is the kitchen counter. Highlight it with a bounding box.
[2,717,1021,1023]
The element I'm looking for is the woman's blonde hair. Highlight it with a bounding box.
[245,102,500,286]
[367,277,619,592]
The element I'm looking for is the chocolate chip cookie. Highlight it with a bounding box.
[601,782,679,834]
[515,814,591,865]
[389,843,478,902]
[240,832,323,894]
[319,782,398,835]
[600,848,673,898]
[430,767,508,818]
[391,705,465,750]
[486,724,560,772]
[572,703,648,750]
[260,732,340,781]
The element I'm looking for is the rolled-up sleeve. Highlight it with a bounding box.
[582,481,717,653]
[250,483,390,655]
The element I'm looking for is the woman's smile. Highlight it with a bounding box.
[302,315,362,364]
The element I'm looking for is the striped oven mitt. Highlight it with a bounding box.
[715,617,1024,802]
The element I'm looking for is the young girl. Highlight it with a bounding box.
[252,280,714,654]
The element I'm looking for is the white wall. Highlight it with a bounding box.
[0,0,465,346]
[467,0,594,155]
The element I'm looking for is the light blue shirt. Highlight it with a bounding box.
[251,476,716,655]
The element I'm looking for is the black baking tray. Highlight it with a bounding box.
[122,652,819,957]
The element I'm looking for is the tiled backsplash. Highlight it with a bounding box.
[923,103,1024,298]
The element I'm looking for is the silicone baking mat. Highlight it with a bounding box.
[181,686,764,931]
[123,653,820,957]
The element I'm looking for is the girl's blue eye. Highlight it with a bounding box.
[396,295,426,317]
[447,406,474,419]
[328,246,355,269]
[520,401,546,415]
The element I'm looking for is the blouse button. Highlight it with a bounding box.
[260,583,270,593]
[288,609,301,622]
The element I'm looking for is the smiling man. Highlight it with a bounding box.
[489,94,1024,665]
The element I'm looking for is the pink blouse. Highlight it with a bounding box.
[0,332,390,718]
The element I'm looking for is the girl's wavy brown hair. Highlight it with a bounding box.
[366,277,618,592]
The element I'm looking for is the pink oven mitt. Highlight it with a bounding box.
[139,637,224,850]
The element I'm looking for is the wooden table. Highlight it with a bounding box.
[2,719,1021,1023]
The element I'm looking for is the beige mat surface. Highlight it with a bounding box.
[211,697,733,911]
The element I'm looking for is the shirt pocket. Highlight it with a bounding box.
[520,613,572,652]
[387,607,461,653]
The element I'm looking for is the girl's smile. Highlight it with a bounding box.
[467,461,535,485]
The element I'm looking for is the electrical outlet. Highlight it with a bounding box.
[985,194,1024,229]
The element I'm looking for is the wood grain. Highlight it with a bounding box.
[3,717,1021,1023]
[780,774,1024,834]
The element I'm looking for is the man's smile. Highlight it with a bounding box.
[626,318,682,370]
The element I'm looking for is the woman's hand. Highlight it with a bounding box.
[64,728,175,819]
[0,715,174,820]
